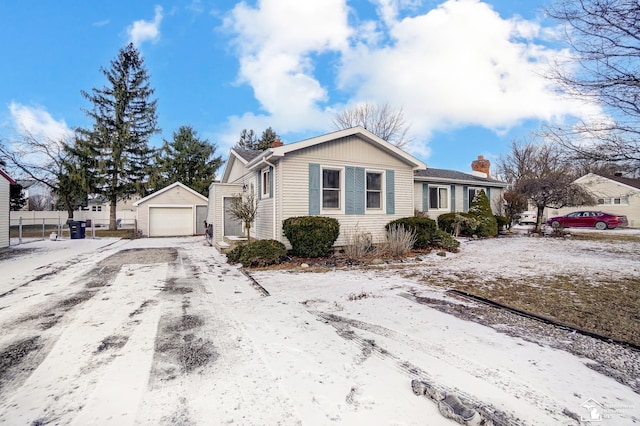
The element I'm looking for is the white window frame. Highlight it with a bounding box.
[321,166,344,213]
[365,169,385,212]
[467,187,481,210]
[261,167,271,199]
[429,185,449,210]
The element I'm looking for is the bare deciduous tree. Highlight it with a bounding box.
[543,0,640,172]
[498,139,596,232]
[332,102,411,149]
[225,192,259,242]
[0,132,86,218]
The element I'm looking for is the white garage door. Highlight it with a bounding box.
[149,207,193,237]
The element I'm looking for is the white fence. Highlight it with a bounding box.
[9,210,138,245]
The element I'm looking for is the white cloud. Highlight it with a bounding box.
[92,19,110,27]
[127,5,163,46]
[8,102,72,141]
[222,0,605,157]
[223,0,352,133]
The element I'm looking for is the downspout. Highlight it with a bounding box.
[257,154,278,240]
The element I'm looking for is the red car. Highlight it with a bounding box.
[546,211,628,230]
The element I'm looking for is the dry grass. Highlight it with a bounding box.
[415,271,640,346]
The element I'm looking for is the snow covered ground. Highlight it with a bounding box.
[0,233,638,425]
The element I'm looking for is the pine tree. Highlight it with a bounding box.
[154,125,222,196]
[9,183,27,211]
[468,190,498,237]
[257,127,279,150]
[80,43,159,230]
[235,129,258,150]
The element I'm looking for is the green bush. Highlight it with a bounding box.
[494,215,509,230]
[437,212,477,236]
[385,217,437,249]
[226,239,287,267]
[432,229,460,252]
[468,190,498,237]
[225,244,245,264]
[282,216,340,257]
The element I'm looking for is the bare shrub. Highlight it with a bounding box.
[348,291,373,301]
[384,224,416,256]
[343,225,373,259]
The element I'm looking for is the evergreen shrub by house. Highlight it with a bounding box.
[226,239,287,267]
[437,212,477,236]
[432,229,460,252]
[468,190,498,237]
[282,216,340,257]
[494,215,509,231]
[385,217,437,249]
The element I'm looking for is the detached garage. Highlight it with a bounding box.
[134,182,208,237]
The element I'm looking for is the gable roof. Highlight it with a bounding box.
[414,168,507,187]
[604,174,640,190]
[575,173,640,192]
[1,169,16,185]
[221,148,263,183]
[133,182,207,206]
[247,126,427,170]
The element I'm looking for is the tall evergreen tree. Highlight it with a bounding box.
[257,127,279,150]
[153,125,222,196]
[235,129,258,150]
[9,183,27,211]
[80,43,159,230]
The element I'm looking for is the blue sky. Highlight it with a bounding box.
[0,0,603,176]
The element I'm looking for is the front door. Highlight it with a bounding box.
[223,197,244,237]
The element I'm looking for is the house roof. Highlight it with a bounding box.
[133,182,207,206]
[220,148,263,183]
[1,169,16,185]
[575,173,640,192]
[247,126,427,170]
[414,168,508,187]
[604,174,640,190]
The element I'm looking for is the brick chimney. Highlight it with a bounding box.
[471,155,490,178]
[272,138,283,148]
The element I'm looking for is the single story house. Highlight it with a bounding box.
[1,170,16,248]
[547,173,640,228]
[208,127,507,249]
[134,182,208,237]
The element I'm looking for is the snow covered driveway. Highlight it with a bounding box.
[0,236,638,425]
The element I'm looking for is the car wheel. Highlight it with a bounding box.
[551,221,561,228]
[595,221,607,230]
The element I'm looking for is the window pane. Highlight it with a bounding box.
[366,172,381,190]
[429,187,438,208]
[367,192,381,208]
[323,169,340,188]
[323,190,339,208]
[439,188,448,209]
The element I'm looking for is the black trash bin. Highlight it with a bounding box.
[69,220,86,239]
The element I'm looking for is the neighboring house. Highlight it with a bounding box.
[134,182,208,237]
[76,195,140,228]
[1,170,17,248]
[414,167,508,221]
[208,127,507,250]
[548,173,640,228]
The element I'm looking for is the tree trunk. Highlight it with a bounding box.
[110,198,117,231]
[534,206,545,233]
[245,224,251,243]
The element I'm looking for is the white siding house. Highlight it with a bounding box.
[209,127,427,248]
[1,170,16,248]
